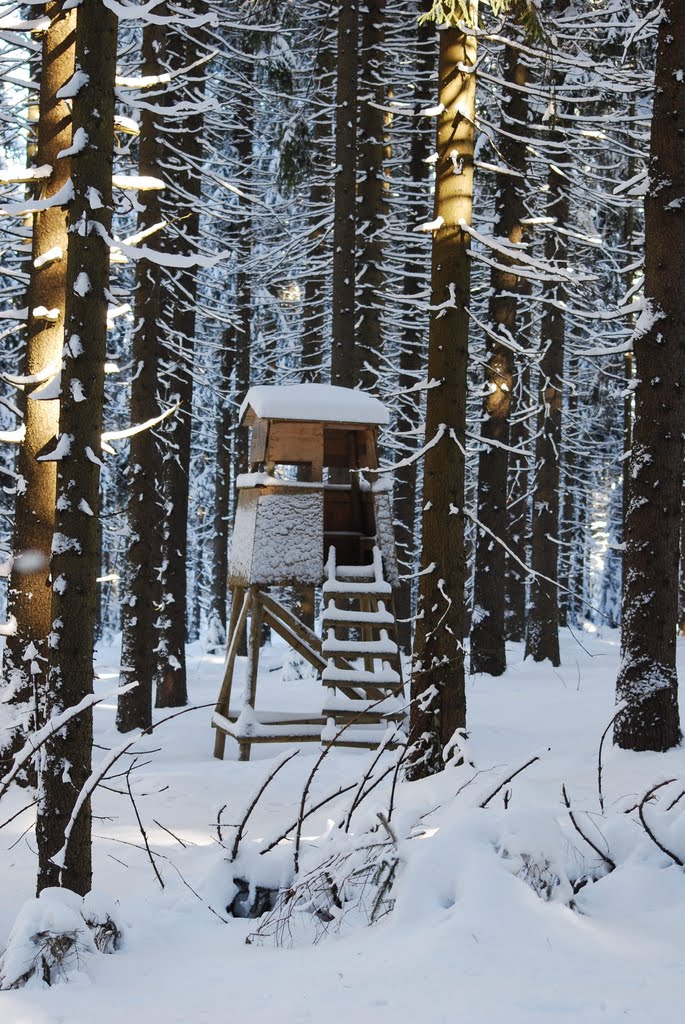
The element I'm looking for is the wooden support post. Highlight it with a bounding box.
[239,586,262,762]
[361,596,374,673]
[261,608,325,673]
[388,593,404,686]
[213,588,251,760]
[256,589,323,651]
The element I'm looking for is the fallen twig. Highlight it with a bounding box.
[637,779,683,867]
[562,783,615,871]
[153,819,196,848]
[165,860,229,925]
[387,741,410,823]
[597,700,627,813]
[231,748,300,861]
[216,803,227,845]
[259,780,358,856]
[480,753,544,809]
[293,696,397,874]
[376,812,397,845]
[344,736,398,833]
[352,761,400,814]
[666,788,685,813]
[126,763,165,890]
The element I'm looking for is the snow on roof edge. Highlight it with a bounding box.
[239,384,390,426]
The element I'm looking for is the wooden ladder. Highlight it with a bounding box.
[320,546,406,742]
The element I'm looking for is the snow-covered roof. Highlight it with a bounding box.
[239,384,389,426]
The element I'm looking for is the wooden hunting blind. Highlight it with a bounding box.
[212,384,406,760]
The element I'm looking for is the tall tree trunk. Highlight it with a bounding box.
[470,41,529,675]
[356,0,386,393]
[36,0,117,895]
[1,1,75,771]
[155,19,207,708]
[117,23,166,731]
[614,0,684,751]
[207,328,234,650]
[394,0,433,652]
[330,0,358,387]
[524,137,568,667]
[231,79,254,485]
[407,10,477,779]
[557,348,577,628]
[622,99,637,613]
[301,6,335,381]
[680,491,685,637]
[505,357,530,640]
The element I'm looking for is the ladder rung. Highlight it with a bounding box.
[322,708,405,724]
[322,678,403,693]
[322,610,394,628]
[322,664,401,686]
[335,564,375,579]
[322,586,391,600]
[323,636,398,656]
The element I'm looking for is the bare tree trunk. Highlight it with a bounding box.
[207,328,234,650]
[1,1,75,771]
[394,0,433,652]
[621,101,636,614]
[680,489,685,637]
[155,18,207,708]
[330,0,358,387]
[356,0,386,393]
[524,134,568,668]
[614,0,684,751]
[301,7,335,381]
[36,0,117,895]
[117,22,166,731]
[231,78,253,485]
[407,11,476,779]
[505,357,530,640]
[558,348,577,628]
[470,42,529,675]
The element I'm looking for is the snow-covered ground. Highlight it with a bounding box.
[2,628,685,1023]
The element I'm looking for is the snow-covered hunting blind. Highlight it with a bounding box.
[227,384,398,587]
[214,384,406,761]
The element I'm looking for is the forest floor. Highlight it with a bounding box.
[1,626,685,1023]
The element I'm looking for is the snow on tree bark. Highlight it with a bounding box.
[36,0,118,895]
[524,17,570,668]
[407,11,477,779]
[505,357,530,641]
[471,40,530,676]
[330,0,359,387]
[117,22,167,733]
[301,5,335,382]
[207,327,234,649]
[1,1,76,773]
[394,0,433,652]
[155,10,208,708]
[356,0,387,393]
[614,0,684,752]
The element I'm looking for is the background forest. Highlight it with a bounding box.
[0,0,683,1019]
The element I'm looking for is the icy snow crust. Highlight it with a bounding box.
[2,630,685,1021]
[240,383,390,425]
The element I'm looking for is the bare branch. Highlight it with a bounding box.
[562,783,615,871]
[126,764,165,890]
[230,748,300,861]
[480,754,544,809]
[637,780,683,867]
